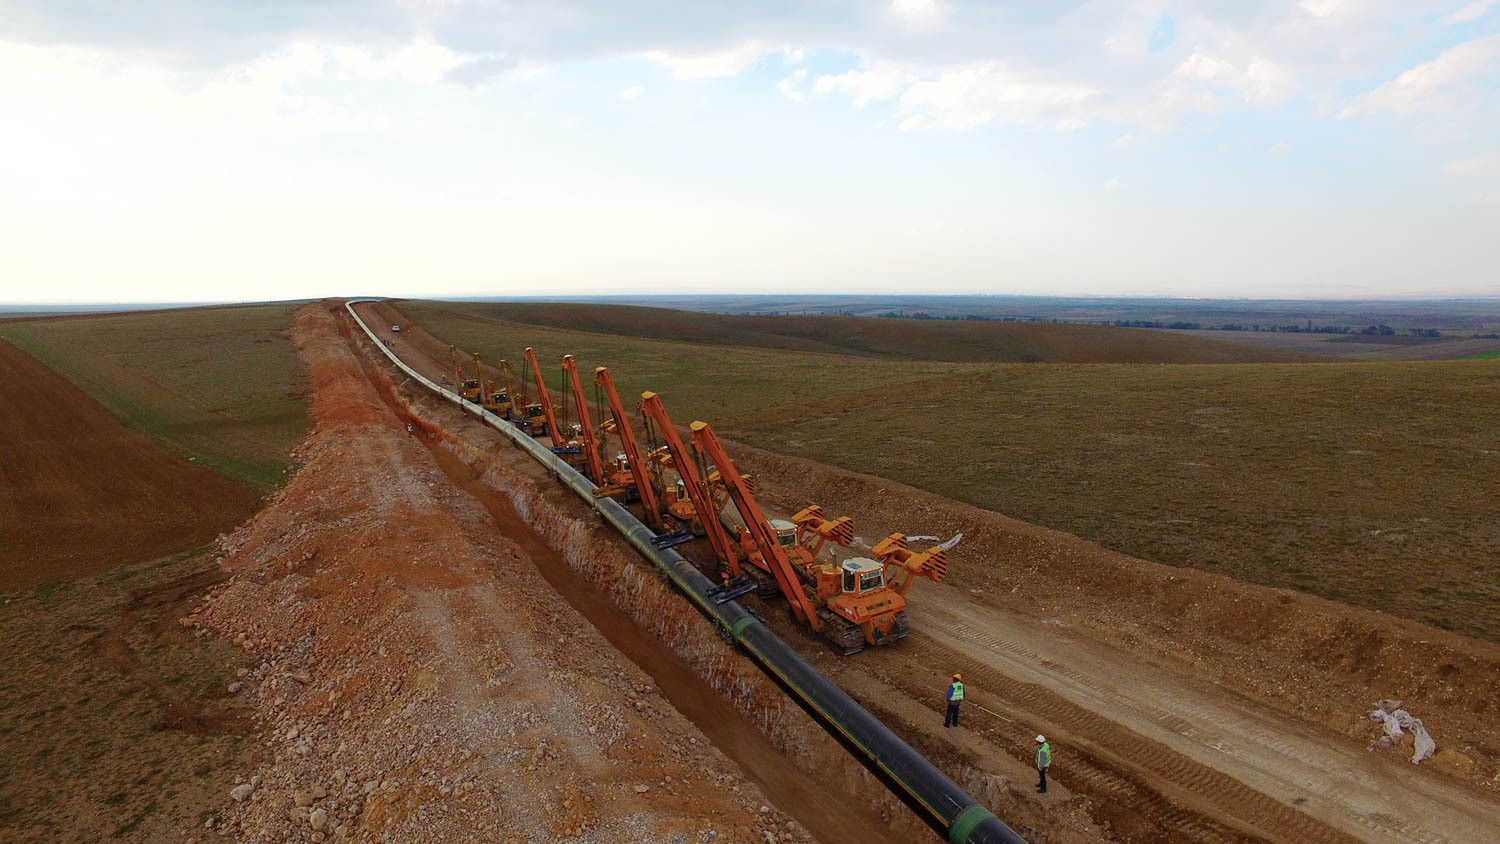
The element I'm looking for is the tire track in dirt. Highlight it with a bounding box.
[84,561,250,734]
[855,639,1351,843]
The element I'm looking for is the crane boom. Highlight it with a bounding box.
[595,368,663,529]
[523,347,566,449]
[498,360,518,411]
[639,393,740,573]
[561,355,606,485]
[689,420,823,630]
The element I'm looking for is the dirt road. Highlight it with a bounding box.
[365,300,1500,842]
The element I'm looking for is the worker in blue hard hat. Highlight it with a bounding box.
[944,673,965,728]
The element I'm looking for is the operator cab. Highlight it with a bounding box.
[614,453,630,472]
[770,519,797,548]
[674,478,687,501]
[840,557,885,594]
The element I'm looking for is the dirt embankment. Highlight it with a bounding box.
[729,443,1500,788]
[0,339,261,592]
[189,303,805,842]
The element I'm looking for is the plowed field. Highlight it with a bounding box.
[0,339,260,591]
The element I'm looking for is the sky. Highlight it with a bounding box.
[0,1,1497,304]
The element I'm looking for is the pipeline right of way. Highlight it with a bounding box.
[344,299,1027,844]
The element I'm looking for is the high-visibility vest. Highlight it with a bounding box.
[948,681,965,702]
[1037,742,1051,769]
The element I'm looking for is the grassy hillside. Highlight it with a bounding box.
[406,300,1314,364]
[0,304,309,492]
[396,300,1500,642]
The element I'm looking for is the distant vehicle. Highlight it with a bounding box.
[391,325,401,332]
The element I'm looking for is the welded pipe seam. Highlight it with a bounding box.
[343,300,1024,844]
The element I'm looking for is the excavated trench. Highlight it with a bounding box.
[340,309,908,844]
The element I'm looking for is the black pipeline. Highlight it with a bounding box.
[345,300,1026,844]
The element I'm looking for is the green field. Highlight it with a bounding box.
[399,300,1500,642]
[1459,350,1500,360]
[0,304,310,491]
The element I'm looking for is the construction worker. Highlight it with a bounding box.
[406,422,414,437]
[1036,735,1052,793]
[944,673,965,728]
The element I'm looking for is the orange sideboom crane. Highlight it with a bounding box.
[595,368,663,528]
[523,347,567,449]
[639,392,743,573]
[689,419,825,632]
[560,355,606,485]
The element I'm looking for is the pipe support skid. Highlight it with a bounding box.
[345,300,1025,844]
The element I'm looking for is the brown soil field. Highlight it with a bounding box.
[0,303,311,492]
[0,339,261,592]
[406,300,1314,364]
[360,300,1500,841]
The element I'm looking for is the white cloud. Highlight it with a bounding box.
[644,41,769,79]
[778,69,808,103]
[1341,33,1500,117]
[1103,177,1127,192]
[1443,154,1499,173]
[1174,49,1297,106]
[0,40,403,137]
[329,40,463,82]
[618,85,644,100]
[891,0,944,28]
[1269,141,1291,155]
[897,62,1101,131]
[1442,2,1493,24]
[814,65,916,106]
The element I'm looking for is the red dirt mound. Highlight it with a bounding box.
[0,339,261,591]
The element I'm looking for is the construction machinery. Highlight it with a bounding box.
[473,353,513,417]
[639,392,745,565]
[560,355,606,486]
[449,345,483,402]
[517,347,554,438]
[593,367,663,527]
[522,348,586,467]
[690,417,946,653]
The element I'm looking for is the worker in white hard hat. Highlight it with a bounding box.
[1035,734,1052,793]
[944,673,965,728]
